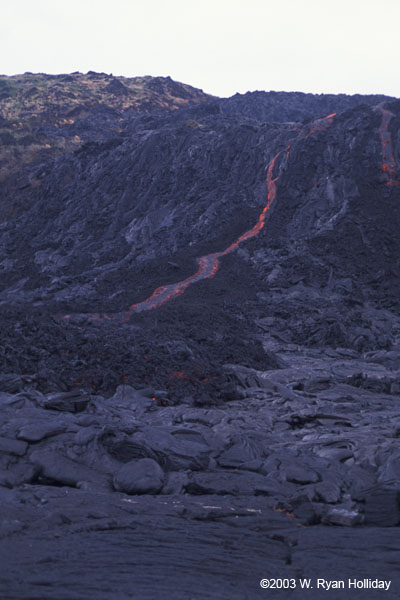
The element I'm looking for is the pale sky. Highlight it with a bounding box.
[2,0,400,98]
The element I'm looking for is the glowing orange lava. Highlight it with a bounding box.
[378,106,400,186]
[62,113,336,323]
[308,113,336,135]
[171,370,189,379]
[123,150,283,319]
[121,113,336,318]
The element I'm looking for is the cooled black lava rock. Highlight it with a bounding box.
[0,374,22,393]
[113,458,165,494]
[0,84,400,599]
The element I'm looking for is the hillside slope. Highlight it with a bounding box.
[1,80,400,599]
[0,72,213,219]
[1,95,399,313]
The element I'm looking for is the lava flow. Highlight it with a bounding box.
[61,113,336,323]
[378,106,400,186]
[122,113,336,318]
[125,253,221,315]
[124,150,284,319]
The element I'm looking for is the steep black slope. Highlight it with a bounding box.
[1,97,399,311]
[0,92,399,400]
[0,109,288,309]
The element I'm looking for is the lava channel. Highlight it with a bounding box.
[123,148,287,319]
[378,106,400,186]
[123,113,336,318]
[62,113,336,322]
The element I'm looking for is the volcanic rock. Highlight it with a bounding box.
[30,448,110,489]
[17,421,67,442]
[0,75,400,598]
[0,436,28,456]
[365,488,400,526]
[186,470,273,496]
[324,507,363,527]
[113,458,165,494]
[0,373,23,393]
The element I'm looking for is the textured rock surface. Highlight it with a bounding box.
[0,81,400,598]
[113,458,165,494]
[0,377,399,597]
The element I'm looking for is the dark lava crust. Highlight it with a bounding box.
[0,80,400,599]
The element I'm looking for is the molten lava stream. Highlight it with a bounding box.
[378,106,400,186]
[124,149,286,319]
[62,112,337,322]
[126,253,221,315]
[123,114,338,317]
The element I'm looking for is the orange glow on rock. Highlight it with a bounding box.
[124,138,300,321]
[172,371,185,378]
[63,113,336,322]
[378,106,399,186]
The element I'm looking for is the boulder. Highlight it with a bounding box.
[113,458,164,495]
